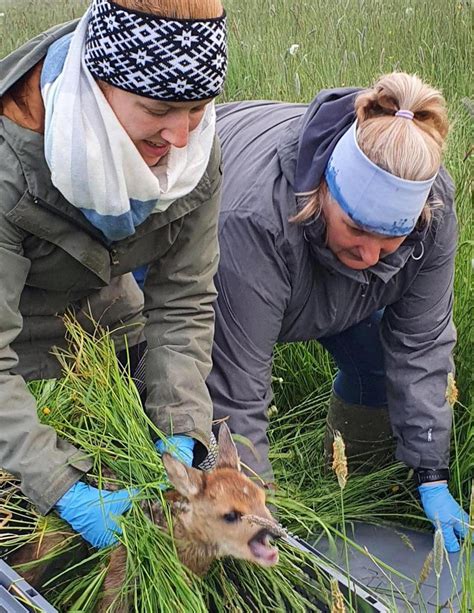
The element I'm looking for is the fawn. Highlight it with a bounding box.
[8,423,281,612]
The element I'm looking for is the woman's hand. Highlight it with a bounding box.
[55,481,137,549]
[155,435,195,467]
[418,482,471,553]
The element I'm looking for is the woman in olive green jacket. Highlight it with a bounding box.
[0,0,226,548]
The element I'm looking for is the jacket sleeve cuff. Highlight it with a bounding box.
[395,440,450,471]
[152,412,210,454]
[26,452,93,515]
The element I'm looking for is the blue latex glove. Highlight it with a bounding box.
[418,483,471,553]
[155,435,195,467]
[55,481,137,549]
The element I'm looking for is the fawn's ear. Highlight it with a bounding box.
[216,422,241,471]
[162,453,204,498]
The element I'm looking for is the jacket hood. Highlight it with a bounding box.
[294,87,361,194]
[0,21,77,96]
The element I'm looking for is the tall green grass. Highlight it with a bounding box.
[3,319,334,612]
[1,319,468,611]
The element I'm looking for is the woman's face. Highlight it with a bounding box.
[322,192,407,270]
[102,84,211,166]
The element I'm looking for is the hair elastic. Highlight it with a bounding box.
[395,109,414,120]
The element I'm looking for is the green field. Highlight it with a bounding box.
[0,0,472,611]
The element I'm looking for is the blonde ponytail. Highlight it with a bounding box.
[355,72,448,181]
[293,73,449,226]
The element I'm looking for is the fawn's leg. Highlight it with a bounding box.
[8,530,77,587]
[98,544,129,613]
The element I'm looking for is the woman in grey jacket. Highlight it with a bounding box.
[207,73,470,553]
[0,0,226,549]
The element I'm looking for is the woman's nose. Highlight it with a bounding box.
[160,113,191,148]
[359,238,382,267]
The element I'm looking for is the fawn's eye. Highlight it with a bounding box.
[223,511,241,523]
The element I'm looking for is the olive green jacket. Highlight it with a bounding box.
[0,22,222,514]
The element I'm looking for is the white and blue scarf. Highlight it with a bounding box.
[40,8,216,242]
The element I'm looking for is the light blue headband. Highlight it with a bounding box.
[324,122,437,236]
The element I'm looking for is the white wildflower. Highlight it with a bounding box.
[288,44,300,56]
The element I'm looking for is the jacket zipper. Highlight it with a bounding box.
[110,248,120,265]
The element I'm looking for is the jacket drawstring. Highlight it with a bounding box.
[411,242,425,261]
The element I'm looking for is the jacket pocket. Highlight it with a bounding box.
[6,191,112,289]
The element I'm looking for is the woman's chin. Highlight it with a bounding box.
[138,143,170,167]
[140,152,163,167]
[338,253,372,270]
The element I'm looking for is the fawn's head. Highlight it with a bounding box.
[162,423,280,567]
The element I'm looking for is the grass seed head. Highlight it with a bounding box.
[332,431,348,490]
[241,514,287,538]
[399,532,415,551]
[433,527,445,578]
[445,372,458,407]
[417,548,433,585]
[330,577,346,612]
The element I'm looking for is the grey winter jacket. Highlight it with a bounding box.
[0,22,221,513]
[207,98,457,479]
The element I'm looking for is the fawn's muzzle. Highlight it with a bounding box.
[248,528,279,566]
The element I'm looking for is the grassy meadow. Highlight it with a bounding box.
[0,0,472,611]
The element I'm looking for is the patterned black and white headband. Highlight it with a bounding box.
[84,0,227,101]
